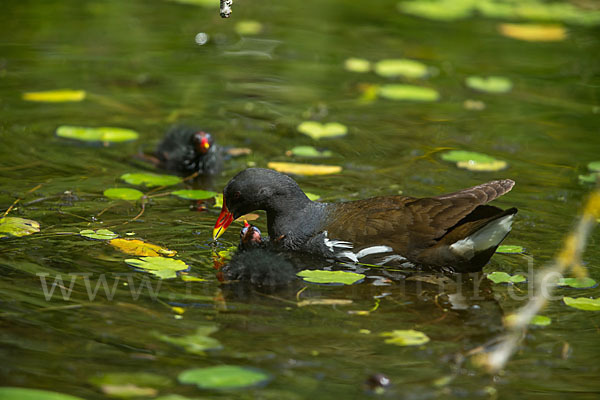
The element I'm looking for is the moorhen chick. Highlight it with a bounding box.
[154,126,222,176]
[222,221,298,287]
[213,168,518,273]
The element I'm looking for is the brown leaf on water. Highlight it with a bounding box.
[234,213,260,222]
[498,23,566,42]
[109,238,176,257]
[226,147,252,156]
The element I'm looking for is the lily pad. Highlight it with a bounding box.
[487,271,526,284]
[496,245,524,254]
[80,229,118,240]
[440,150,507,172]
[588,161,600,172]
[125,257,189,279]
[22,89,86,102]
[172,189,218,200]
[377,84,440,101]
[110,238,176,257]
[104,188,144,201]
[157,326,223,354]
[505,314,551,327]
[530,315,552,326]
[344,57,371,73]
[178,365,271,390]
[374,59,429,79]
[267,162,342,176]
[0,217,40,239]
[89,372,172,389]
[121,172,182,187]
[235,20,263,36]
[289,145,333,158]
[0,388,85,400]
[380,329,430,346]
[297,270,365,285]
[557,277,597,289]
[56,125,139,144]
[305,192,321,201]
[399,0,473,21]
[578,173,599,184]
[498,23,566,42]
[563,296,600,311]
[297,121,348,140]
[465,76,513,93]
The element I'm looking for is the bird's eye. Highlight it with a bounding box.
[233,191,241,200]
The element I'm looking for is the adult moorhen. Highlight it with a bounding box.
[213,168,517,273]
[154,126,222,176]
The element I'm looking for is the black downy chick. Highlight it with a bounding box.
[154,126,222,176]
[223,221,297,287]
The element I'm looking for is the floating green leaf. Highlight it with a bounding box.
[125,257,189,279]
[178,365,271,390]
[89,372,172,389]
[377,84,440,101]
[0,217,40,239]
[305,192,320,201]
[121,172,182,187]
[56,125,139,143]
[22,89,86,102]
[104,188,144,201]
[297,270,365,285]
[487,271,526,284]
[235,20,263,35]
[172,189,218,200]
[578,173,599,184]
[80,229,118,240]
[505,314,551,327]
[374,59,429,79]
[268,162,342,176]
[530,315,552,326]
[297,121,348,140]
[380,329,430,346]
[0,388,85,400]
[440,150,507,172]
[344,57,371,73]
[496,245,524,254]
[557,277,597,289]
[399,0,473,21]
[588,161,600,172]
[157,326,222,354]
[563,296,600,311]
[465,76,513,93]
[289,145,333,158]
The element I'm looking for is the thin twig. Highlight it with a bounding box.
[478,189,600,372]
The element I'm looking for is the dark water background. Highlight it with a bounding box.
[1,0,600,399]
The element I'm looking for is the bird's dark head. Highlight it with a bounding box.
[192,131,213,155]
[213,168,308,240]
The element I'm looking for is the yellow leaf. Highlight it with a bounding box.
[109,238,176,257]
[498,23,566,42]
[267,162,342,176]
[234,213,260,222]
[22,89,86,102]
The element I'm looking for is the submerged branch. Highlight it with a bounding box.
[478,189,600,372]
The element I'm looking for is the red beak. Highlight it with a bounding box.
[213,203,234,240]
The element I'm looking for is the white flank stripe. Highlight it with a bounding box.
[450,214,515,258]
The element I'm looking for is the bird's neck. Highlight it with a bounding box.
[266,195,327,246]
